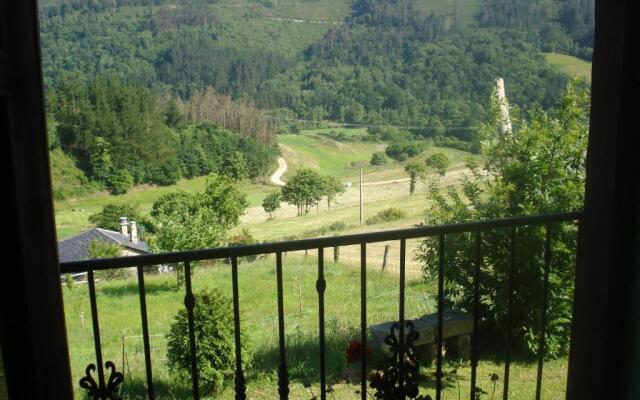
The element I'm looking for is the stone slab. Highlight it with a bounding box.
[370,310,473,356]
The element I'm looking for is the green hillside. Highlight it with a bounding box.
[545,52,593,81]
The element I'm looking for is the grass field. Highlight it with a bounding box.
[62,255,568,399]
[545,52,592,81]
[278,133,386,179]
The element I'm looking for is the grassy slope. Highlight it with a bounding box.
[545,52,592,81]
[63,256,568,399]
[54,129,476,240]
[278,133,385,178]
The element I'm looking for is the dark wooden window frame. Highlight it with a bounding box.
[0,1,638,398]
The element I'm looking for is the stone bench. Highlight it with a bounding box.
[370,310,473,364]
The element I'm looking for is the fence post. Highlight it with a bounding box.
[382,245,390,272]
[334,246,339,263]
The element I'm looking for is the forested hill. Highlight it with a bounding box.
[39,0,593,197]
[39,0,593,124]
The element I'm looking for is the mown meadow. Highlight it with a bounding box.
[63,254,568,399]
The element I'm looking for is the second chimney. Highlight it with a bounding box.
[129,221,138,243]
[119,217,128,236]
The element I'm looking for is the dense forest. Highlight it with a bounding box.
[39,0,594,197]
[47,76,277,198]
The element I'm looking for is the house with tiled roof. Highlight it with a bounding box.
[58,217,149,264]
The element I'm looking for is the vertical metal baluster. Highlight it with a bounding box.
[436,235,445,400]
[503,227,517,400]
[276,252,289,399]
[231,255,247,400]
[360,243,367,400]
[87,270,106,391]
[398,239,406,400]
[137,266,155,400]
[183,261,200,400]
[316,247,327,400]
[470,231,481,400]
[535,225,552,400]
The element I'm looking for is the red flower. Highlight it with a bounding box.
[369,370,385,391]
[346,340,372,363]
[369,370,384,384]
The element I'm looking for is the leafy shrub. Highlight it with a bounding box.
[370,152,388,165]
[434,136,481,154]
[367,127,412,142]
[228,228,258,262]
[228,228,255,247]
[366,208,408,225]
[319,130,350,142]
[166,288,250,395]
[108,169,134,195]
[328,221,347,231]
[385,141,427,161]
[425,152,450,176]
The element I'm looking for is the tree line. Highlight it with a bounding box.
[47,76,277,197]
[263,169,345,218]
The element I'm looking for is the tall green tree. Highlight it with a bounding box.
[221,151,249,181]
[88,136,113,183]
[322,175,345,210]
[404,160,426,195]
[262,191,282,219]
[152,174,247,253]
[281,168,325,216]
[417,78,589,358]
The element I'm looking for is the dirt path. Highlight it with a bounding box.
[270,157,287,186]
[270,156,483,187]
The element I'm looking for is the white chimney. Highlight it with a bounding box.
[119,217,128,236]
[129,220,138,243]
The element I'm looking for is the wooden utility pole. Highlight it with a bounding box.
[495,78,512,135]
[359,164,364,225]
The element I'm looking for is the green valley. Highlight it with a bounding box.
[40,1,593,399]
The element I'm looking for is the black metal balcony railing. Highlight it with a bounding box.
[59,212,581,400]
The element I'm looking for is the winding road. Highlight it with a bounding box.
[270,157,287,186]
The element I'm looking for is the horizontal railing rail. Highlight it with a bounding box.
[61,211,581,400]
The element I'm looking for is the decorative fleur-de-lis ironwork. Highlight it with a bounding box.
[370,321,431,399]
[79,361,124,400]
